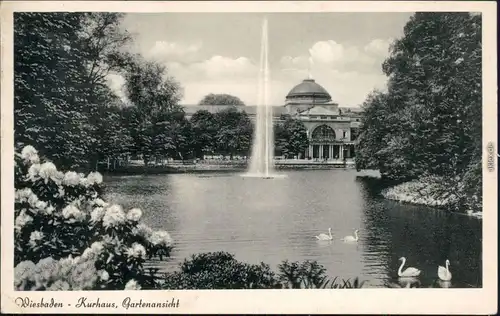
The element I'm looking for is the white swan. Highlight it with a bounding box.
[438,259,452,281]
[398,257,421,277]
[315,228,333,241]
[342,229,359,242]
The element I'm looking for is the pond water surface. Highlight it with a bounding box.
[103,169,482,288]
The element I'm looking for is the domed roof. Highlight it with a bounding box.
[286,79,331,101]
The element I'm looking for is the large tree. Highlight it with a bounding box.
[121,55,184,165]
[190,110,218,159]
[14,13,91,169]
[356,12,482,210]
[214,108,253,158]
[14,12,132,170]
[199,93,245,106]
[274,115,309,158]
[153,111,193,162]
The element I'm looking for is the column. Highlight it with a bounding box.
[319,145,323,159]
[340,145,344,159]
[329,145,333,160]
[309,145,313,158]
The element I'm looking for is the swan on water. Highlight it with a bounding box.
[438,259,452,281]
[342,229,359,242]
[398,257,421,277]
[315,228,333,241]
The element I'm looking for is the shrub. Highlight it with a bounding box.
[14,145,173,290]
[277,260,365,289]
[161,252,279,289]
[160,252,365,290]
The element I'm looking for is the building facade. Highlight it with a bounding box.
[284,78,362,160]
[182,78,362,160]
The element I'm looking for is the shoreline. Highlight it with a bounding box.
[355,170,482,219]
[103,165,482,220]
[101,160,357,175]
[380,178,482,220]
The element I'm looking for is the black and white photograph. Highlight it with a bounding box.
[1,1,497,314]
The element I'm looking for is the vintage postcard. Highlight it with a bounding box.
[1,0,497,314]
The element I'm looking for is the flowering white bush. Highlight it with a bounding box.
[381,174,481,213]
[14,145,173,290]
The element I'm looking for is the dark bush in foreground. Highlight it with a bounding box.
[160,252,365,290]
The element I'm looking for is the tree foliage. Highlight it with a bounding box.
[190,110,218,158]
[274,114,309,158]
[120,55,186,164]
[199,93,245,106]
[213,108,253,158]
[356,12,482,210]
[14,12,133,170]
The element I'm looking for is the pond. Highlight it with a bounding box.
[103,169,482,288]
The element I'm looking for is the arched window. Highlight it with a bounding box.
[351,128,359,141]
[311,125,336,141]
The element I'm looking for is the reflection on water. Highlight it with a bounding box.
[103,170,482,288]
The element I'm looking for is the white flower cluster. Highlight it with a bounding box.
[126,242,147,258]
[124,279,141,290]
[93,198,109,208]
[63,171,80,186]
[15,188,55,230]
[80,241,105,262]
[29,231,44,248]
[87,172,103,185]
[21,145,40,164]
[102,205,126,229]
[382,178,459,207]
[20,146,104,189]
[15,255,98,291]
[27,162,64,184]
[15,211,33,231]
[38,162,58,180]
[132,223,153,239]
[62,204,86,222]
[99,270,110,281]
[90,207,106,223]
[149,231,173,247]
[126,208,142,222]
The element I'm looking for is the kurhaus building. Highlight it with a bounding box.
[182,78,363,160]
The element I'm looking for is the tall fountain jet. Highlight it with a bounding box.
[247,17,275,178]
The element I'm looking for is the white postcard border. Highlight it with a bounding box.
[1,1,497,314]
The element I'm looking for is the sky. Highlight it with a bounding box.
[110,12,414,107]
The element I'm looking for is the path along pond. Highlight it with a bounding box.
[103,169,482,288]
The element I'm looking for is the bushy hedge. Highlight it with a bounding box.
[160,252,365,289]
[14,146,173,290]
